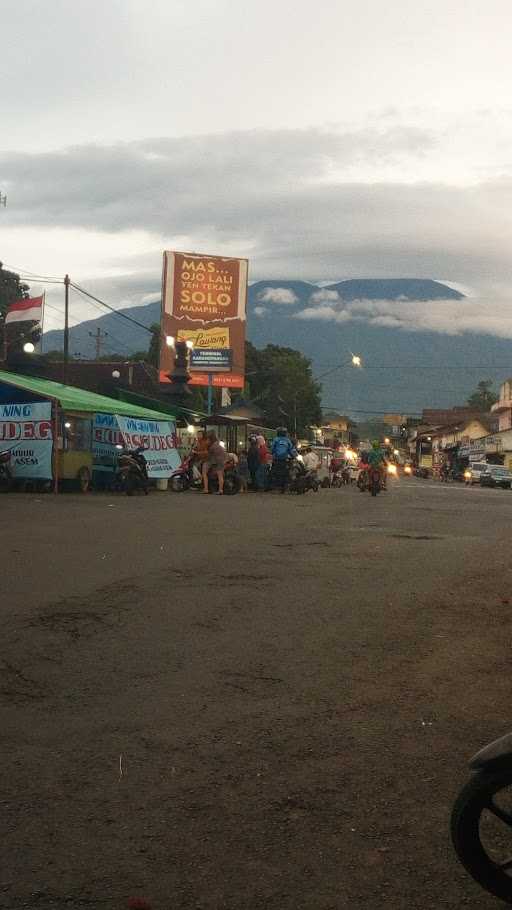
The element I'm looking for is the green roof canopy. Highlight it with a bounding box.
[0,370,178,421]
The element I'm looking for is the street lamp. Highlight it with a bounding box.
[316,352,365,381]
[166,335,175,348]
[23,342,35,354]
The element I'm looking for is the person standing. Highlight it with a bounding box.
[193,429,209,465]
[271,427,297,493]
[247,436,260,489]
[202,431,226,494]
[256,437,270,491]
[238,449,249,492]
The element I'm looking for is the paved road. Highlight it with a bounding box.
[2,479,512,909]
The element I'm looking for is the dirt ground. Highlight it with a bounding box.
[2,478,512,909]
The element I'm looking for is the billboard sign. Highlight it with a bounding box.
[190,348,232,372]
[92,413,181,478]
[0,401,53,478]
[160,251,248,388]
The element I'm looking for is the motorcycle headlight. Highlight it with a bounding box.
[464,471,472,480]
[387,464,397,475]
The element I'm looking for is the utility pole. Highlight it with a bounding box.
[0,192,6,207]
[63,274,70,383]
[88,327,108,360]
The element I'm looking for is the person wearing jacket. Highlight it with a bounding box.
[271,427,297,493]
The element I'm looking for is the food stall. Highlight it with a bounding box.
[0,370,181,492]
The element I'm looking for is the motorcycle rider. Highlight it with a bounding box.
[302,446,320,474]
[367,440,387,489]
[271,427,297,493]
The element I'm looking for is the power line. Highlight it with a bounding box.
[3,263,63,282]
[69,287,134,352]
[70,282,155,335]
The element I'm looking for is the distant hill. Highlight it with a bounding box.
[42,278,511,415]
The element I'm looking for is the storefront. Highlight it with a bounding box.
[0,370,181,491]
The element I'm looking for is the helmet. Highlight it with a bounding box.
[277,426,288,436]
[372,440,380,449]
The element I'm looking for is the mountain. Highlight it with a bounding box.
[42,278,510,416]
[324,278,463,301]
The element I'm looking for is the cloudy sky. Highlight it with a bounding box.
[2,0,512,336]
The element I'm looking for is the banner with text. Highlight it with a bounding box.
[0,402,53,478]
[160,251,248,388]
[93,413,181,478]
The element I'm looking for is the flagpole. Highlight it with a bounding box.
[40,291,46,354]
[63,274,70,383]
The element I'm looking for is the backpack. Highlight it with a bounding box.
[273,436,291,460]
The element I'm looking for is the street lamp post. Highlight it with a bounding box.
[315,353,363,428]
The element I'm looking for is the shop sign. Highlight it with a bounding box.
[93,413,181,478]
[0,401,53,478]
[484,435,502,452]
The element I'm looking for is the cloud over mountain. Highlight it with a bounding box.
[257,287,299,305]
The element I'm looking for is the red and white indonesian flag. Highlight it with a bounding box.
[5,295,43,324]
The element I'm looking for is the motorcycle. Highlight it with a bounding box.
[208,458,241,495]
[357,469,368,492]
[287,457,319,494]
[170,453,203,492]
[369,467,382,496]
[170,453,241,494]
[0,450,13,492]
[341,466,352,485]
[114,446,149,495]
[451,730,512,904]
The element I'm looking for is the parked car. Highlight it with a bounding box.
[464,462,488,485]
[479,465,512,489]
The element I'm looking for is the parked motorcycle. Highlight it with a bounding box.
[170,453,241,494]
[0,450,13,492]
[288,458,319,494]
[170,453,203,492]
[208,459,241,495]
[114,446,149,495]
[451,730,512,904]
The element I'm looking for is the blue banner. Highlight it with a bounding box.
[93,413,181,478]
